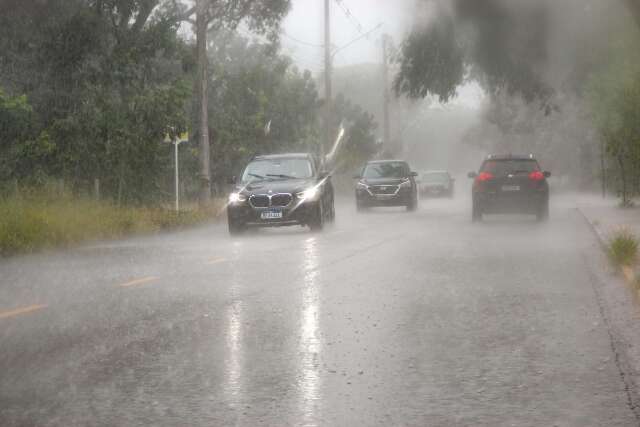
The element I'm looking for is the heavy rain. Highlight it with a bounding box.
[1,1,640,426]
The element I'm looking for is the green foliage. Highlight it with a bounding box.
[0,188,220,256]
[330,94,378,173]
[608,228,639,268]
[588,24,640,203]
[204,31,322,183]
[395,0,552,103]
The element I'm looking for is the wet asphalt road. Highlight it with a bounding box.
[0,194,638,426]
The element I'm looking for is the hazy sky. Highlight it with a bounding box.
[281,0,415,72]
[281,0,483,109]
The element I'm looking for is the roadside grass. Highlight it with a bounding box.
[0,192,224,256]
[608,228,639,268]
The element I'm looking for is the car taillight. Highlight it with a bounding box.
[529,171,545,181]
[476,172,494,182]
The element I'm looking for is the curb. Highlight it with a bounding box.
[576,206,608,251]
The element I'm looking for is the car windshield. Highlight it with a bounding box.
[241,158,313,182]
[422,172,449,183]
[481,159,540,176]
[363,162,410,179]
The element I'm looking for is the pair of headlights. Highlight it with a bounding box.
[228,187,319,204]
[357,180,411,190]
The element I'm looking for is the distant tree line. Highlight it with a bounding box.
[0,0,378,204]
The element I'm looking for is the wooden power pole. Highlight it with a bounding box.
[382,34,391,152]
[196,0,211,205]
[324,0,332,161]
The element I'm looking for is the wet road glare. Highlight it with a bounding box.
[0,194,638,426]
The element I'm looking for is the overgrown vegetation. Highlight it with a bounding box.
[0,188,222,256]
[0,0,379,252]
[608,228,639,268]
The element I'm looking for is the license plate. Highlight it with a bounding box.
[502,185,520,192]
[261,210,283,220]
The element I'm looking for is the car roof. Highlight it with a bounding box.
[485,154,537,160]
[422,170,449,174]
[366,159,409,164]
[252,153,313,161]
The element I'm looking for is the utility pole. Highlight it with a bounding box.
[324,0,332,161]
[196,0,211,205]
[601,139,606,199]
[174,139,181,212]
[382,34,391,153]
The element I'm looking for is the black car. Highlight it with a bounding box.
[468,154,550,222]
[354,160,419,211]
[419,170,455,198]
[227,153,335,234]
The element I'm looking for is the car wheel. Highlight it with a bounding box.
[228,219,246,235]
[472,201,482,222]
[537,202,549,222]
[356,200,367,212]
[309,203,324,231]
[327,198,336,223]
[406,195,418,212]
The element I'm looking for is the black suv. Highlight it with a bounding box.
[468,154,550,222]
[354,160,418,211]
[227,153,334,234]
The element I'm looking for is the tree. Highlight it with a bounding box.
[178,0,291,204]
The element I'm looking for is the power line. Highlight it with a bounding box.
[281,31,324,48]
[331,22,383,57]
[334,0,365,34]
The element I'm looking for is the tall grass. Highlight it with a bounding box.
[608,228,639,268]
[0,191,222,256]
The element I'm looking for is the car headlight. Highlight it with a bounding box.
[228,192,247,203]
[356,181,369,190]
[296,187,319,201]
[399,179,412,188]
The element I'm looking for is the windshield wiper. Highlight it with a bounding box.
[248,173,265,180]
[266,174,297,179]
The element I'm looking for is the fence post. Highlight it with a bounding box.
[94,178,100,201]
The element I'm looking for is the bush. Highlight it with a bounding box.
[608,228,639,268]
[0,192,223,256]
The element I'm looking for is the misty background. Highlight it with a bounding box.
[1,0,639,204]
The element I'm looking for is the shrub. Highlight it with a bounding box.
[0,192,223,256]
[608,228,639,268]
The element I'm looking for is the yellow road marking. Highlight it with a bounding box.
[118,276,159,288]
[207,257,227,265]
[0,304,47,320]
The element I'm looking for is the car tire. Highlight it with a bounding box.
[309,203,324,231]
[406,195,418,212]
[472,201,482,222]
[327,198,336,223]
[537,202,549,222]
[228,219,246,235]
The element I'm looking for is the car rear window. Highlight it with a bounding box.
[481,159,540,176]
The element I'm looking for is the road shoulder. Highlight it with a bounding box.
[577,203,640,421]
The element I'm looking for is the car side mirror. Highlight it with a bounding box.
[319,170,331,180]
[543,171,551,178]
[409,171,418,177]
[227,176,237,184]
[468,172,477,179]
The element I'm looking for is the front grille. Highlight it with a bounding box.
[271,194,292,207]
[370,185,398,195]
[249,195,270,208]
[249,193,293,208]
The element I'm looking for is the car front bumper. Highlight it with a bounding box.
[227,200,320,227]
[356,188,414,207]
